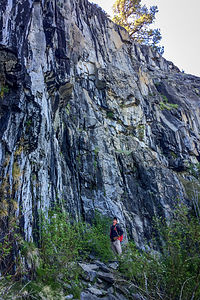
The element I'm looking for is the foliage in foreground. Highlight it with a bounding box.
[119,204,200,300]
[1,204,200,299]
[36,210,113,297]
[0,209,113,298]
[112,0,164,54]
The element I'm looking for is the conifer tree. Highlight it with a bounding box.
[113,0,164,54]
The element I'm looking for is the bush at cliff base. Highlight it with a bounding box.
[36,209,113,295]
[119,204,200,300]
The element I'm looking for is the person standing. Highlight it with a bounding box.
[110,216,123,255]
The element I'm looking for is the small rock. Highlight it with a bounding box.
[81,270,97,282]
[79,263,99,282]
[89,254,96,260]
[88,271,97,282]
[95,261,110,272]
[107,287,114,294]
[79,263,99,272]
[80,292,99,300]
[81,280,90,286]
[87,287,106,296]
[64,284,72,289]
[65,295,73,300]
[97,271,115,283]
[108,262,119,270]
[97,278,103,284]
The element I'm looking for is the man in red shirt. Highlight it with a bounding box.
[110,216,123,255]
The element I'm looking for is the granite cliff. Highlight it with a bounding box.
[0,0,200,247]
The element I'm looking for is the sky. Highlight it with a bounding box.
[89,0,200,77]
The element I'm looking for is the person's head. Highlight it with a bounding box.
[113,216,118,226]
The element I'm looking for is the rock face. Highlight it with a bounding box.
[0,0,200,245]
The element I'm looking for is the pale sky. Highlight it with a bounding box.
[89,0,200,77]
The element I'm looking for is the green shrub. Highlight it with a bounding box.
[159,95,179,110]
[0,210,113,298]
[0,208,114,297]
[159,101,179,110]
[106,110,115,119]
[157,204,200,299]
[0,205,22,279]
[0,85,9,98]
[38,209,85,290]
[93,147,99,170]
[36,208,113,296]
[119,242,164,298]
[119,204,200,300]
[85,211,114,261]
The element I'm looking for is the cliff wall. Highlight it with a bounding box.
[0,0,200,245]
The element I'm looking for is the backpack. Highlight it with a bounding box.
[114,225,123,242]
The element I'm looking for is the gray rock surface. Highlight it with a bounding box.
[0,0,200,248]
[94,260,111,272]
[87,286,105,296]
[79,263,98,282]
[108,262,119,270]
[78,260,148,299]
[97,271,115,283]
[65,295,74,300]
[81,292,99,300]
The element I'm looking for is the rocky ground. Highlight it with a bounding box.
[0,258,146,300]
[78,259,145,300]
[0,0,200,286]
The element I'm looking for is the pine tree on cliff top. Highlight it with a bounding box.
[112,0,164,54]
